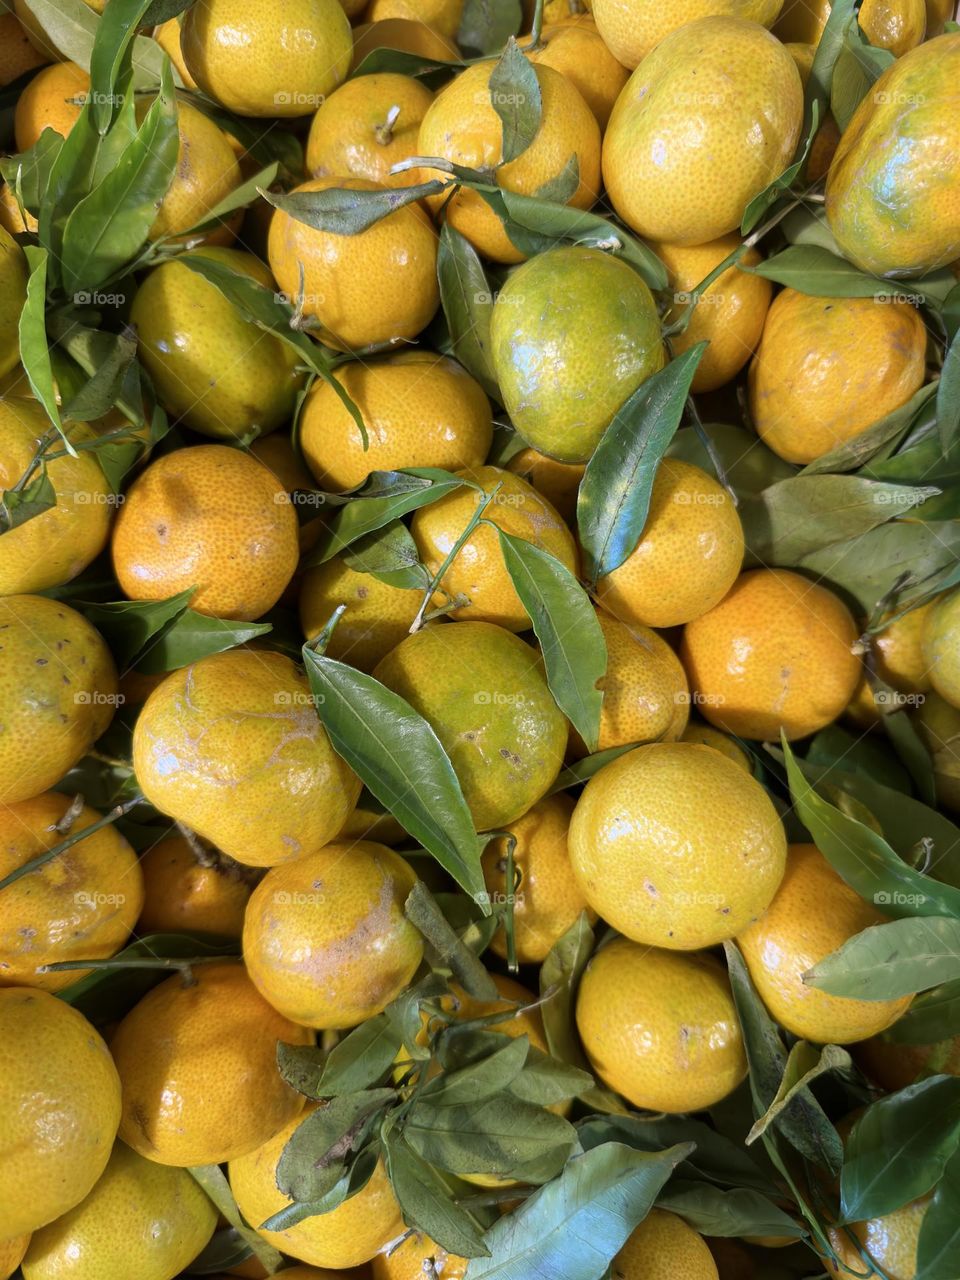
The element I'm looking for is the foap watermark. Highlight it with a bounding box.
[673,291,725,307]
[473,889,525,908]
[874,90,926,106]
[671,890,726,908]
[475,488,527,508]
[874,890,926,908]
[75,890,127,907]
[274,690,324,707]
[74,290,126,307]
[474,690,527,706]
[75,491,125,507]
[874,689,926,709]
[673,91,726,107]
[274,91,325,109]
[276,490,326,509]
[273,890,325,906]
[675,690,726,707]
[874,292,925,306]
[473,290,524,306]
[74,690,125,707]
[673,490,728,506]
[275,290,326,307]
[483,90,528,107]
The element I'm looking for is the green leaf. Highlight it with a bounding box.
[782,739,960,920]
[276,1090,393,1203]
[801,382,938,475]
[463,1141,694,1280]
[78,589,193,668]
[535,155,580,204]
[383,1130,490,1259]
[404,1092,575,1179]
[302,648,484,899]
[1,466,56,532]
[831,21,894,132]
[577,345,706,586]
[917,1146,960,1280]
[437,222,499,401]
[840,1076,960,1222]
[61,327,138,424]
[886,980,960,1045]
[187,1164,284,1276]
[18,246,66,445]
[60,61,179,295]
[489,38,542,164]
[494,528,606,751]
[499,190,668,291]
[404,881,498,999]
[132,610,274,673]
[279,1017,402,1099]
[747,1042,852,1145]
[539,913,594,1071]
[308,469,465,564]
[262,1143,379,1232]
[424,1035,530,1107]
[749,245,929,299]
[509,1048,594,1108]
[458,0,522,56]
[17,0,174,88]
[261,179,447,236]
[656,1183,805,1240]
[176,161,279,240]
[805,917,960,1001]
[0,128,64,213]
[740,474,938,566]
[724,941,842,1174]
[88,0,156,133]
[340,521,429,590]
[939,327,960,453]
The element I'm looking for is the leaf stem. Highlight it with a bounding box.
[409,483,503,633]
[0,794,143,892]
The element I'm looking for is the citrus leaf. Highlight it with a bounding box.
[340,521,429,590]
[261,179,447,236]
[262,1144,379,1232]
[577,344,706,586]
[353,45,462,77]
[917,1146,960,1280]
[724,940,842,1174]
[458,0,522,55]
[88,0,156,133]
[805,917,960,1001]
[18,0,174,87]
[188,1164,284,1276]
[404,1091,575,1178]
[423,1035,530,1107]
[831,21,894,132]
[749,245,928,299]
[301,648,484,899]
[740,474,938,566]
[175,162,278,240]
[18,246,66,445]
[276,1090,393,1202]
[746,1042,851,1145]
[383,1131,490,1259]
[740,98,820,235]
[499,190,668,290]
[939,326,960,453]
[656,1183,805,1240]
[508,1049,595,1108]
[0,128,63,213]
[539,912,593,1070]
[307,469,465,564]
[59,59,179,295]
[840,1076,960,1222]
[1,466,56,532]
[134,611,272,674]
[489,38,541,165]
[802,0,855,135]
[463,1141,694,1280]
[885,980,960,1045]
[437,222,499,400]
[494,528,606,751]
[782,738,960,920]
[279,1017,403,1100]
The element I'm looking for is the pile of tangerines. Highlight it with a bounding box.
[1,1,960,1279]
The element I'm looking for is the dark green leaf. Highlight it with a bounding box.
[176,162,279,239]
[78,589,194,668]
[508,1049,594,1108]
[749,245,929,299]
[437,222,499,400]
[405,881,497,998]
[1,466,56,532]
[831,23,894,132]
[279,1016,403,1099]
[136,609,270,674]
[458,0,523,56]
[548,743,641,795]
[724,941,842,1174]
[302,649,484,898]
[535,154,580,204]
[939,327,960,453]
[61,328,138,424]
[489,38,542,165]
[539,912,594,1071]
[740,99,820,235]
[424,1035,530,1106]
[657,1183,805,1239]
[917,1146,960,1280]
[60,61,179,295]
[668,422,795,497]
[262,1143,379,1231]
[404,1092,575,1178]
[340,521,429,590]
[261,180,447,236]
[805,917,960,1000]
[308,469,465,564]
[463,1141,693,1280]
[747,1042,852,1144]
[88,0,155,133]
[840,1076,960,1221]
[18,246,66,444]
[740,474,937,566]
[804,0,856,123]
[494,528,606,751]
[886,980,960,1045]
[782,739,960,920]
[276,1090,393,1202]
[577,345,706,586]
[0,128,63,212]
[383,1131,490,1259]
[187,1164,284,1275]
